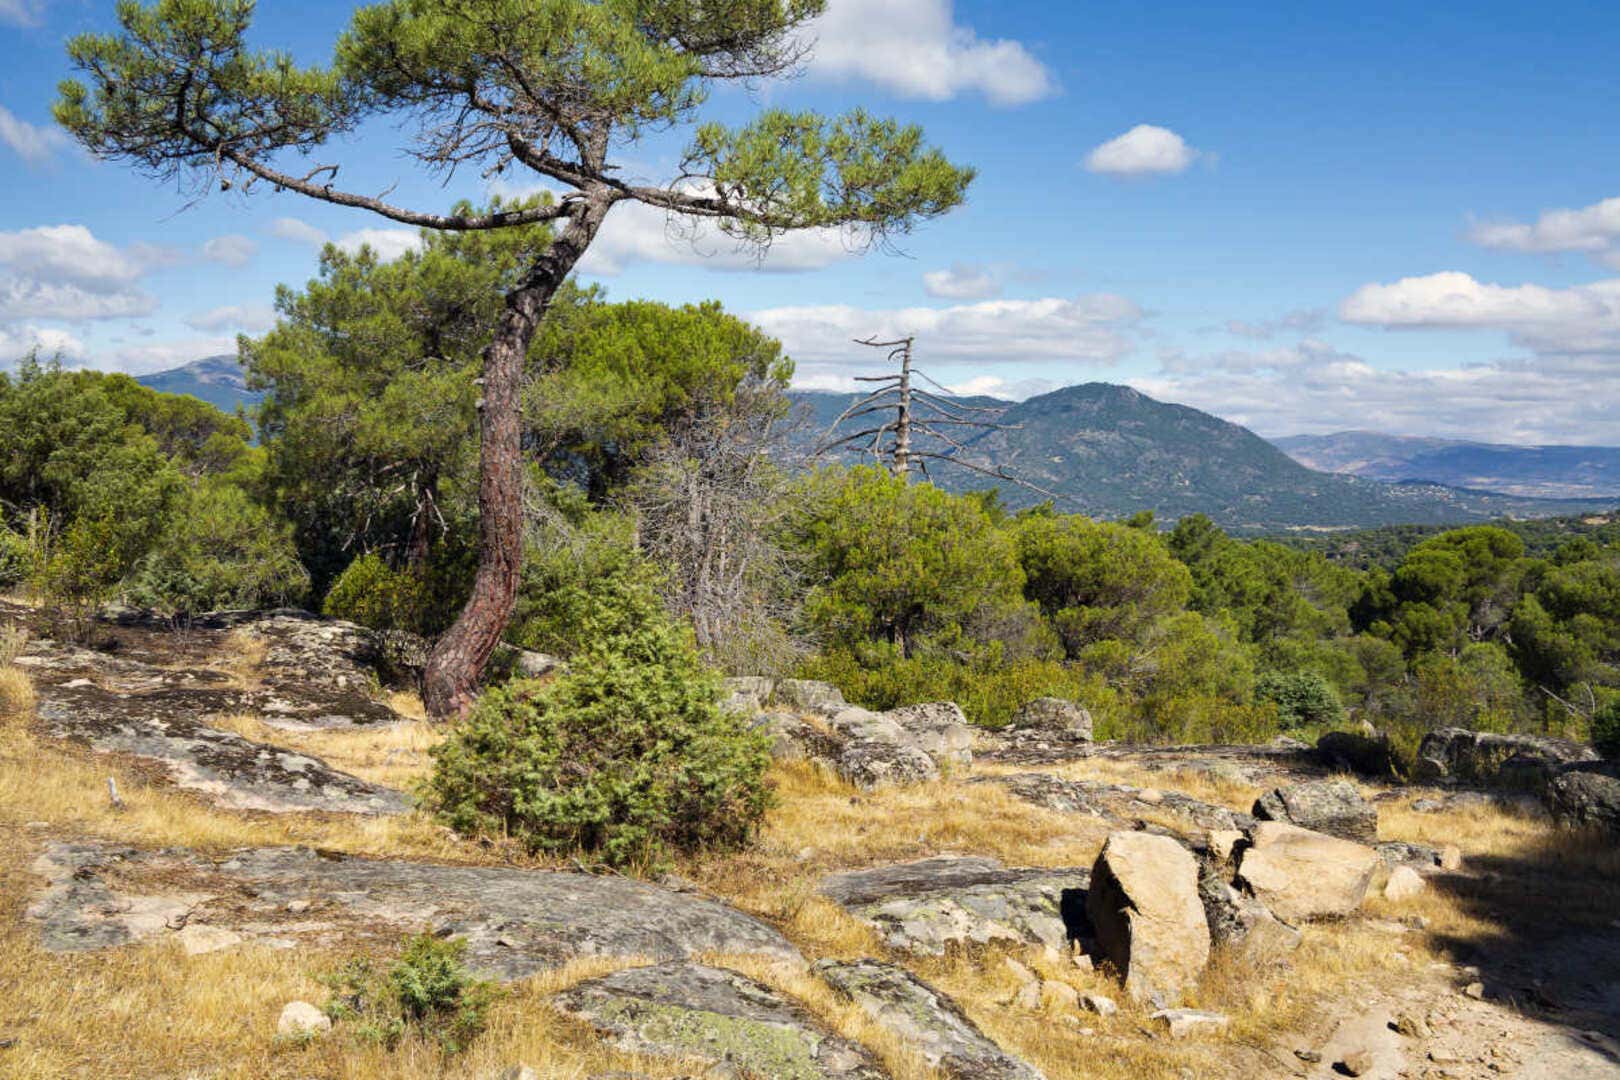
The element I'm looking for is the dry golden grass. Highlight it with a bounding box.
[2,650,1616,1080]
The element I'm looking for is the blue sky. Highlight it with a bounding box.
[3,0,1619,443]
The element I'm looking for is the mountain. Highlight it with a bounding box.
[1273,431,1620,500]
[789,384,1615,532]
[137,355,260,414]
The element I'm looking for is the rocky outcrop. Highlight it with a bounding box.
[32,681,408,815]
[1414,728,1598,788]
[1236,822,1380,922]
[775,679,850,714]
[820,856,1086,956]
[1544,766,1620,834]
[1253,779,1378,844]
[741,688,974,790]
[976,773,1254,836]
[1010,698,1093,740]
[1085,832,1210,1004]
[815,959,1045,1080]
[28,842,800,977]
[553,963,887,1080]
[1316,730,1398,777]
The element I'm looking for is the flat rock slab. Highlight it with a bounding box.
[553,963,887,1079]
[28,842,801,979]
[32,681,407,815]
[816,958,1045,1080]
[975,738,1325,783]
[975,773,1255,836]
[820,856,1087,956]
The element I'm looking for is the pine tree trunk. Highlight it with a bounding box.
[422,197,609,718]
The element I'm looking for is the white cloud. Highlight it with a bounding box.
[0,0,44,27]
[184,304,276,334]
[201,234,258,268]
[804,0,1056,106]
[923,263,1001,300]
[93,336,238,376]
[1222,309,1325,340]
[268,217,329,247]
[1084,124,1201,177]
[0,105,70,166]
[0,324,85,364]
[336,228,421,262]
[1469,196,1620,266]
[753,293,1144,381]
[579,199,855,275]
[0,224,158,320]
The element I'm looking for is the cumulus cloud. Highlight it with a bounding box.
[266,217,421,263]
[201,234,258,268]
[0,324,86,365]
[0,105,71,166]
[923,262,1001,300]
[268,217,330,248]
[579,199,855,275]
[1084,124,1201,177]
[1469,195,1620,267]
[754,293,1143,391]
[804,0,1056,106]
[0,224,159,320]
[1221,309,1325,340]
[184,304,276,334]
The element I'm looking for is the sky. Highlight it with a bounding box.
[2,0,1619,444]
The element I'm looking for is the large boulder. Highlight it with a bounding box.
[835,739,940,790]
[1011,698,1094,740]
[721,676,776,714]
[821,856,1086,956]
[816,959,1045,1080]
[1544,766,1620,835]
[553,964,885,1080]
[1253,779,1378,844]
[976,773,1254,836]
[1236,822,1379,922]
[1414,727,1599,788]
[884,702,974,770]
[1085,832,1211,1004]
[774,679,849,714]
[1316,730,1398,778]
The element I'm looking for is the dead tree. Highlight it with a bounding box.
[814,336,1047,494]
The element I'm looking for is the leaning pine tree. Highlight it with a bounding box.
[56,0,974,716]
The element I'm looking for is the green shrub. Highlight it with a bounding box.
[126,484,309,619]
[321,934,498,1054]
[425,585,773,867]
[508,530,665,658]
[0,528,33,589]
[323,553,430,633]
[1255,671,1345,730]
[1592,701,1620,759]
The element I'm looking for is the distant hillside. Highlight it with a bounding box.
[790,384,1615,532]
[137,355,260,414]
[1273,430,1620,500]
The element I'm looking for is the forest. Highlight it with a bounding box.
[4,215,1618,796]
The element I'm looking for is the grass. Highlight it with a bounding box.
[0,640,1616,1080]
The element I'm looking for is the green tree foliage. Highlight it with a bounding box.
[424,575,772,866]
[1256,670,1345,730]
[790,467,1029,658]
[1592,700,1620,759]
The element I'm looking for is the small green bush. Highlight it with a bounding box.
[1255,671,1345,730]
[0,528,32,589]
[425,582,773,867]
[321,934,497,1054]
[323,553,430,633]
[1592,701,1620,760]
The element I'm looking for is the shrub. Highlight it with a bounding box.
[508,528,665,658]
[1255,671,1345,730]
[1592,701,1620,760]
[0,528,32,589]
[321,934,498,1054]
[126,484,309,619]
[323,553,430,634]
[425,585,773,866]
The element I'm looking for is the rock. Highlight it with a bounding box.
[552,963,885,1080]
[1207,828,1245,863]
[29,842,800,977]
[1412,798,1445,813]
[1393,1011,1431,1039]
[1316,730,1397,777]
[834,739,940,790]
[721,676,776,714]
[174,924,243,955]
[1080,992,1118,1018]
[884,702,974,770]
[1086,832,1211,1005]
[1544,767,1620,835]
[820,856,1086,956]
[752,712,840,763]
[1383,866,1426,901]
[1374,841,1447,873]
[276,1001,331,1039]
[1414,728,1598,788]
[1236,822,1380,922]
[1197,870,1301,961]
[774,679,848,714]
[1253,779,1378,844]
[1150,1008,1228,1039]
[1041,980,1078,1011]
[1439,844,1463,871]
[1339,1049,1375,1076]
[510,649,565,680]
[31,681,409,815]
[1464,981,1486,1000]
[975,773,1254,836]
[1012,979,1042,1011]
[1012,698,1094,740]
[489,1067,538,1080]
